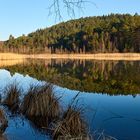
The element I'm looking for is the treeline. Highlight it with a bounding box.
[0,41,3,48]
[1,14,140,53]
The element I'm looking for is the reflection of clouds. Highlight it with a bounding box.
[0,70,12,97]
[0,69,42,99]
[0,69,80,101]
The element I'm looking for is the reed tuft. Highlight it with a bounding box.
[51,93,90,140]
[2,83,20,112]
[20,84,61,128]
[0,109,8,134]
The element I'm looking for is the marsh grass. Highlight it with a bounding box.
[52,108,89,139]
[20,84,91,139]
[0,83,96,139]
[20,84,61,128]
[2,83,20,113]
[0,109,8,134]
[0,82,115,139]
[94,130,118,140]
[51,93,91,140]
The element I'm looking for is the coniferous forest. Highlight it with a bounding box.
[0,14,140,54]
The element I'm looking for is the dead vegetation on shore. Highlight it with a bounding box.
[0,53,140,61]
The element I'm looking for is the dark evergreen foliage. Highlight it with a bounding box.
[1,14,140,53]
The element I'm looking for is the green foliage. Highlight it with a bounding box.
[1,14,140,53]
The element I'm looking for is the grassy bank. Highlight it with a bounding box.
[0,53,140,60]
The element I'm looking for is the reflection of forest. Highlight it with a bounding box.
[4,59,140,95]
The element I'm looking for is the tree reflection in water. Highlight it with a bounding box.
[4,59,140,95]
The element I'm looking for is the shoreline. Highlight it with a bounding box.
[0,53,140,61]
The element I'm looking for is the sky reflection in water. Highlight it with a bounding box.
[0,69,140,140]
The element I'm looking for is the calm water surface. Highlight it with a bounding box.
[0,59,140,140]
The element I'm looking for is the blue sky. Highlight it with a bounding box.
[0,0,140,41]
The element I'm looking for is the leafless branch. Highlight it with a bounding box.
[48,0,96,21]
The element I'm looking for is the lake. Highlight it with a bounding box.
[0,59,140,140]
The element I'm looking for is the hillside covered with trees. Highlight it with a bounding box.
[1,14,140,53]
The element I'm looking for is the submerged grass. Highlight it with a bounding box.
[2,83,20,112]
[20,84,61,128]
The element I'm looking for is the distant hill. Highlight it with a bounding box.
[1,14,140,54]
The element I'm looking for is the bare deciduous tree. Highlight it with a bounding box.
[48,0,95,20]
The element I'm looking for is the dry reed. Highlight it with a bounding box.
[2,84,20,112]
[20,84,61,128]
[51,93,90,140]
[0,109,8,134]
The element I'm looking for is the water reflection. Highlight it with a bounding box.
[0,69,140,140]
[0,59,26,67]
[3,59,140,95]
[0,70,50,140]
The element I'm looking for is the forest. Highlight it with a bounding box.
[0,14,140,53]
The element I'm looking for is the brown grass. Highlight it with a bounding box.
[2,84,20,113]
[0,83,95,139]
[51,107,90,140]
[0,53,140,60]
[0,109,8,134]
[20,84,61,128]
[50,93,91,140]
[0,59,26,67]
[20,85,91,138]
[0,53,26,60]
